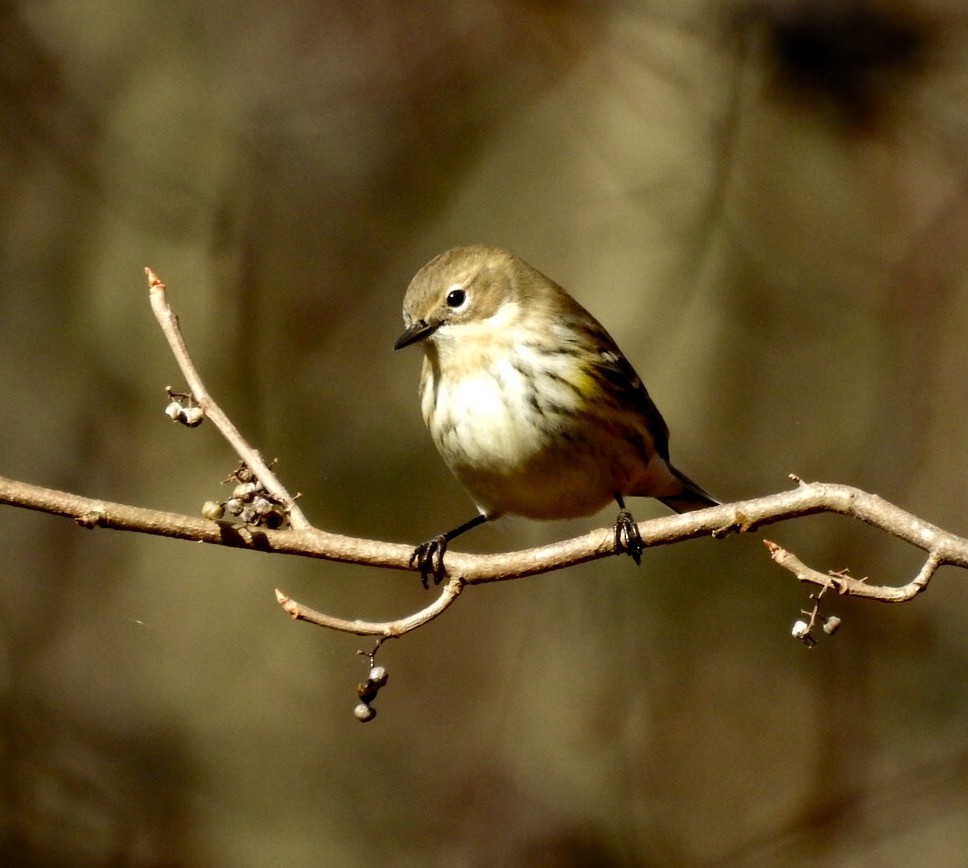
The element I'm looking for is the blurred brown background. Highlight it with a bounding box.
[1,0,967,865]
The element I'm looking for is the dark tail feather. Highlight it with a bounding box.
[658,466,720,514]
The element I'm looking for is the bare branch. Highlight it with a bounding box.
[2,470,965,599]
[275,581,463,638]
[0,474,417,567]
[4,272,965,646]
[764,540,944,602]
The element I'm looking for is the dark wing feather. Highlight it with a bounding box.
[583,322,672,461]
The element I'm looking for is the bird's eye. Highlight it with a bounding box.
[446,288,467,309]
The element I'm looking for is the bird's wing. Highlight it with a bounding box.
[585,323,672,462]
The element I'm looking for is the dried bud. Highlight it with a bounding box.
[165,401,184,422]
[791,620,811,640]
[181,406,204,427]
[354,703,376,723]
[251,496,273,516]
[224,498,244,516]
[201,501,225,521]
[232,482,259,500]
[368,666,388,687]
[822,616,842,635]
[357,680,379,703]
[234,465,256,483]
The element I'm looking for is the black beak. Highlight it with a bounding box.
[394,319,440,350]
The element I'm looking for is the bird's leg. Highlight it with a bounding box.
[411,514,489,588]
[613,494,643,565]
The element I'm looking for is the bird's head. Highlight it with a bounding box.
[393,245,523,351]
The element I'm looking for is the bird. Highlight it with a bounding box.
[394,244,719,585]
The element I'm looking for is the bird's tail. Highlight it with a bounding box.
[658,465,721,514]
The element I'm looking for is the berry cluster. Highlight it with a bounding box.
[354,665,389,722]
[791,581,842,647]
[164,388,204,427]
[202,463,289,529]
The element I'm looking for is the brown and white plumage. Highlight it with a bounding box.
[395,244,718,582]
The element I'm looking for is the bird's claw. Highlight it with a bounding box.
[614,509,643,565]
[410,534,449,588]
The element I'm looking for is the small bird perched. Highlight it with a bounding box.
[394,245,719,585]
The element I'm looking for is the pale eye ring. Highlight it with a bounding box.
[446,288,467,309]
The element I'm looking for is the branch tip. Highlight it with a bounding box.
[274,588,299,619]
[144,267,164,290]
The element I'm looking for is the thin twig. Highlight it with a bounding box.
[764,541,944,602]
[145,268,311,530]
[275,580,463,638]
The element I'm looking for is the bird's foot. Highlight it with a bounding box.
[614,509,643,565]
[410,535,449,588]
